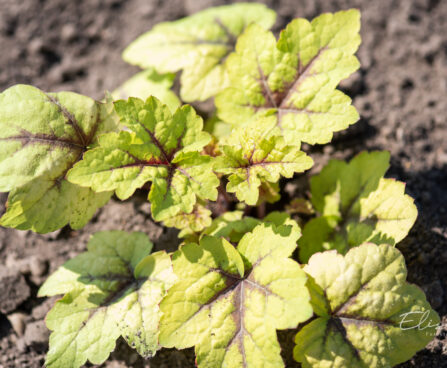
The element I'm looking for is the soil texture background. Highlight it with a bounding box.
[0,0,446,367]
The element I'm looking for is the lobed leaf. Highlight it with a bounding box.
[215,118,313,205]
[159,223,312,367]
[123,3,276,102]
[294,243,440,368]
[0,85,118,233]
[111,68,181,112]
[67,96,219,221]
[39,231,176,368]
[299,151,418,262]
[216,9,361,145]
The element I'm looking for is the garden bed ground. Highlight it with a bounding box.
[0,0,446,367]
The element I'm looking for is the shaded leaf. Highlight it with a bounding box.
[257,181,281,205]
[294,243,440,368]
[163,202,212,238]
[39,231,176,368]
[159,223,312,367]
[123,3,276,102]
[67,97,219,221]
[299,151,417,262]
[286,198,315,215]
[216,9,360,145]
[0,85,118,233]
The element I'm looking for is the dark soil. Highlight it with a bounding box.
[0,0,446,367]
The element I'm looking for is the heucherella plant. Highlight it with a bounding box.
[0,4,439,368]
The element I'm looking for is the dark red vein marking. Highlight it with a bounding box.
[136,121,170,164]
[278,47,327,109]
[257,62,277,108]
[45,93,88,146]
[0,133,84,151]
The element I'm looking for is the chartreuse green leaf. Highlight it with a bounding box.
[216,9,360,145]
[201,210,259,243]
[159,223,312,367]
[67,96,219,221]
[163,201,212,238]
[38,231,176,368]
[112,68,180,112]
[200,210,300,244]
[299,151,418,262]
[215,118,313,205]
[123,3,276,102]
[0,84,118,233]
[294,243,440,368]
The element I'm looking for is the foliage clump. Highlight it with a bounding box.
[0,4,439,368]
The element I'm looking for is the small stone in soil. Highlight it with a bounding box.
[24,320,50,348]
[7,312,27,336]
[0,267,30,314]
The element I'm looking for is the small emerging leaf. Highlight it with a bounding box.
[67,97,219,221]
[0,85,118,233]
[112,68,181,112]
[159,223,312,367]
[215,118,313,205]
[39,231,176,368]
[216,9,361,145]
[163,202,212,238]
[294,243,440,368]
[299,151,418,262]
[123,3,276,101]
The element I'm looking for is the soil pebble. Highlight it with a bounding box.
[0,267,30,314]
[24,320,50,348]
[6,312,27,336]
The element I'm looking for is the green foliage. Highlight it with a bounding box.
[112,68,181,112]
[159,223,312,367]
[123,3,276,101]
[299,151,418,262]
[215,118,313,205]
[216,9,360,145]
[39,231,176,368]
[67,96,219,221]
[162,202,213,238]
[294,243,440,368]
[0,5,439,368]
[0,85,118,233]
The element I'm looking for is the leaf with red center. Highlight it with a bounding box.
[159,223,312,367]
[67,96,219,221]
[0,84,118,233]
[216,9,361,145]
[214,118,313,205]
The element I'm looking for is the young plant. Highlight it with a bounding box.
[0,4,439,368]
